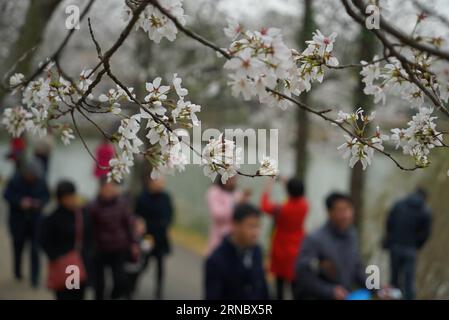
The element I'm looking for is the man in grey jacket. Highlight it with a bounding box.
[294,192,366,300]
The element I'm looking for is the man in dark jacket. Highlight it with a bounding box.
[135,176,174,299]
[295,192,366,300]
[205,203,269,300]
[3,160,49,287]
[385,188,432,300]
[89,178,137,300]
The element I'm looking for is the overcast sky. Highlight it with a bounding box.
[212,0,449,20]
[215,0,300,19]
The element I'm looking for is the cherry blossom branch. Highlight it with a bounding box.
[144,0,421,172]
[106,66,266,176]
[341,1,435,77]
[106,67,265,177]
[1,45,38,88]
[4,0,439,178]
[148,0,231,59]
[86,0,152,79]
[266,88,422,171]
[74,0,152,109]
[86,15,267,178]
[97,0,417,173]
[341,0,449,118]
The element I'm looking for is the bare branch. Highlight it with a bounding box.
[412,0,449,28]
[148,0,231,59]
[71,109,102,167]
[351,0,449,61]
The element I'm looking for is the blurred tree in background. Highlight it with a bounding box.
[351,27,377,233]
[1,0,61,102]
[295,0,314,180]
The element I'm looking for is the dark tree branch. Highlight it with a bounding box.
[351,0,449,61]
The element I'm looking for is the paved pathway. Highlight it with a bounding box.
[0,198,203,300]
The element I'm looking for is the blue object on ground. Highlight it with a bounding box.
[345,289,372,300]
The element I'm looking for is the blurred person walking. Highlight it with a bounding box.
[205,204,269,300]
[260,177,309,300]
[124,216,149,299]
[5,137,26,171]
[33,135,54,178]
[295,192,366,300]
[93,138,115,179]
[206,176,250,254]
[3,159,49,287]
[40,180,92,300]
[135,176,174,300]
[383,188,432,300]
[89,178,138,300]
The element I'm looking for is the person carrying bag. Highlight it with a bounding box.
[41,181,88,300]
[47,209,87,290]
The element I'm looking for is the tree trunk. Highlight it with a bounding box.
[295,0,315,180]
[129,31,153,197]
[350,27,377,232]
[1,0,60,101]
[296,94,310,180]
[5,0,60,74]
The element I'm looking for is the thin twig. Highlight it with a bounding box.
[77,107,111,140]
[71,109,101,167]
[328,55,390,69]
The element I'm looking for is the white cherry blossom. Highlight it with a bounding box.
[61,128,75,146]
[223,19,242,39]
[257,156,279,176]
[202,134,240,183]
[125,0,186,43]
[2,106,32,138]
[108,152,134,183]
[9,73,24,87]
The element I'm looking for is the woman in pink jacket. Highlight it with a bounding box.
[206,176,249,254]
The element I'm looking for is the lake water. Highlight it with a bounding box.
[0,138,423,239]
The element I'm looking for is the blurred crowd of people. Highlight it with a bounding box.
[2,137,433,300]
[3,138,173,300]
[204,175,432,300]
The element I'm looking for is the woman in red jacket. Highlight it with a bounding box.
[260,177,309,300]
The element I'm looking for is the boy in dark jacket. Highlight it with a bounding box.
[89,178,137,300]
[40,180,93,300]
[205,203,269,300]
[3,160,49,287]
